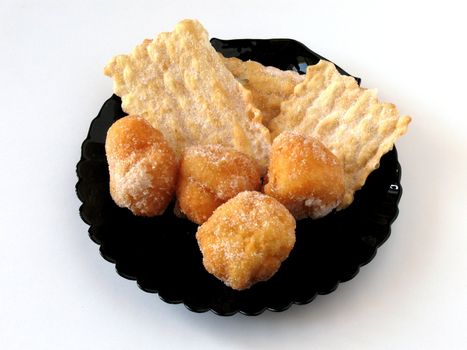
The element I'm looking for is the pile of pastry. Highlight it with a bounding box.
[104,19,410,290]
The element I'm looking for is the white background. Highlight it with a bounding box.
[1,0,467,349]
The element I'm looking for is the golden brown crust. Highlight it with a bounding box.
[264,132,345,219]
[196,191,296,290]
[105,116,178,216]
[176,176,224,225]
[104,19,271,172]
[176,145,261,224]
[269,60,411,208]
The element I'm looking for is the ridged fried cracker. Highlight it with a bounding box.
[270,60,411,208]
[221,56,304,125]
[104,20,271,171]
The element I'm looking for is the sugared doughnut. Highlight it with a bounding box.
[105,115,178,216]
[263,132,345,219]
[176,145,261,224]
[196,191,296,290]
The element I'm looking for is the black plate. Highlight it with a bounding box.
[76,38,402,316]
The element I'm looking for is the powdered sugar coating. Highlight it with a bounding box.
[264,132,345,219]
[196,191,296,290]
[176,145,261,224]
[269,60,411,208]
[106,116,178,216]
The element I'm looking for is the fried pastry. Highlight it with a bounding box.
[104,19,271,172]
[221,56,304,125]
[105,116,178,216]
[263,132,345,219]
[196,191,296,290]
[177,145,261,224]
[269,60,411,208]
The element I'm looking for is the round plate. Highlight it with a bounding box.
[76,38,402,316]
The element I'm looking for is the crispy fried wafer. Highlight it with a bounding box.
[269,60,411,208]
[104,19,271,172]
[221,56,304,125]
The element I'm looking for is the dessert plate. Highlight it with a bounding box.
[76,38,402,316]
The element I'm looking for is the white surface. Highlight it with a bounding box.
[1,0,466,349]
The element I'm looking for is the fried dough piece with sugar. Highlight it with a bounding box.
[221,56,304,125]
[269,60,411,208]
[264,132,345,219]
[104,19,271,172]
[105,116,178,216]
[177,145,261,224]
[196,191,296,290]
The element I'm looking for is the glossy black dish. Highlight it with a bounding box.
[76,38,402,316]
